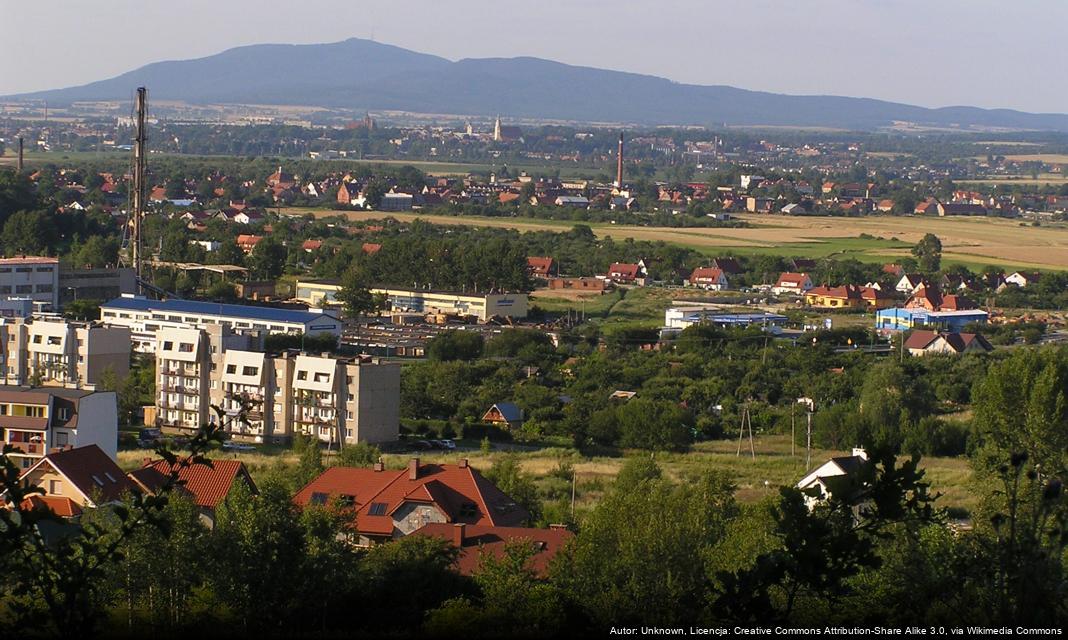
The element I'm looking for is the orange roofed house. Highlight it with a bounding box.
[294,458,530,546]
[805,284,893,310]
[128,458,258,527]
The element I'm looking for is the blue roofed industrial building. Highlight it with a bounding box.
[875,307,988,333]
[100,296,343,352]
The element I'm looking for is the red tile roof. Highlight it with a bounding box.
[526,256,554,276]
[411,523,573,576]
[361,242,382,255]
[128,459,256,509]
[20,494,83,518]
[689,267,726,284]
[293,461,530,538]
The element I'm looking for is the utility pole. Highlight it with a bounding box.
[806,409,812,468]
[16,137,23,173]
[131,87,147,288]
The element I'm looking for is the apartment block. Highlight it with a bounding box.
[153,327,400,445]
[0,256,59,310]
[0,317,130,388]
[0,386,119,469]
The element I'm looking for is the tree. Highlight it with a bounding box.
[911,233,942,272]
[483,455,540,524]
[74,235,119,268]
[335,441,381,467]
[427,330,485,362]
[616,398,693,452]
[247,237,287,280]
[1,210,56,255]
[971,347,1068,477]
[555,459,736,626]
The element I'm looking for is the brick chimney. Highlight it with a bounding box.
[452,522,466,547]
[458,458,469,469]
[408,457,420,481]
[373,459,384,472]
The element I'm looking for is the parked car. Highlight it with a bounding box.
[438,439,457,451]
[222,441,256,452]
[137,428,162,448]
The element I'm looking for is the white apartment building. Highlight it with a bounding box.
[153,327,400,445]
[101,295,343,353]
[0,317,130,388]
[0,257,59,310]
[0,386,119,469]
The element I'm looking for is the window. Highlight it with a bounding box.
[297,371,307,380]
[49,480,62,495]
[35,266,53,273]
[310,492,328,505]
[47,336,61,345]
[314,372,329,383]
[178,343,194,353]
[36,284,53,293]
[226,364,237,374]
[242,366,258,376]
[210,380,217,389]
[162,341,173,351]
[55,432,68,446]
[368,502,387,516]
[0,286,11,294]
[15,267,31,273]
[32,335,41,344]
[459,502,477,518]
[15,285,32,294]
[56,408,69,420]
[0,268,9,273]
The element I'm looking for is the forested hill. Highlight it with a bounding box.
[9,38,1068,132]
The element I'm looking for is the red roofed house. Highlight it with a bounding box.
[606,262,645,285]
[411,522,573,577]
[302,239,324,253]
[904,330,993,357]
[294,458,530,546]
[687,267,729,291]
[128,458,258,527]
[772,272,813,295]
[805,285,892,309]
[362,242,382,255]
[236,234,263,255]
[526,257,556,279]
[17,445,136,517]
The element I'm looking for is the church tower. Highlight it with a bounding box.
[493,115,502,142]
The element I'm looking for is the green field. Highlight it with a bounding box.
[118,434,979,515]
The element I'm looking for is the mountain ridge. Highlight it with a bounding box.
[8,38,1068,131]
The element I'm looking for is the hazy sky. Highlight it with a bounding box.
[3,0,1065,113]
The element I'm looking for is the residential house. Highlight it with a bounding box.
[709,257,743,275]
[686,267,729,291]
[772,272,813,295]
[293,458,530,546]
[796,448,869,509]
[482,402,523,429]
[606,263,644,285]
[0,316,130,388]
[895,273,928,294]
[904,330,993,356]
[236,234,263,255]
[411,523,573,577]
[128,458,258,526]
[17,444,135,516]
[804,285,892,310]
[1005,271,1041,288]
[526,257,556,279]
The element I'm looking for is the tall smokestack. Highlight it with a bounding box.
[16,137,23,174]
[616,132,624,188]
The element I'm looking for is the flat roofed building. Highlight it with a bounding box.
[0,386,118,469]
[0,317,130,388]
[875,307,989,333]
[0,256,59,310]
[151,328,400,446]
[100,295,342,352]
[372,288,528,322]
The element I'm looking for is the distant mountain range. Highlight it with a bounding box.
[9,38,1068,131]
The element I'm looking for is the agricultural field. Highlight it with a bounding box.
[309,208,1068,270]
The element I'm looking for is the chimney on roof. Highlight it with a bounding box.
[852,447,868,460]
[458,458,468,469]
[408,457,420,481]
[142,457,152,467]
[452,522,466,547]
[549,523,568,531]
[373,458,384,472]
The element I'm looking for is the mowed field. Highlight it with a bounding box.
[306,208,1068,271]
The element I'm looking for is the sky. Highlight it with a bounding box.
[3,0,1066,113]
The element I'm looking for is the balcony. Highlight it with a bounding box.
[8,442,43,455]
